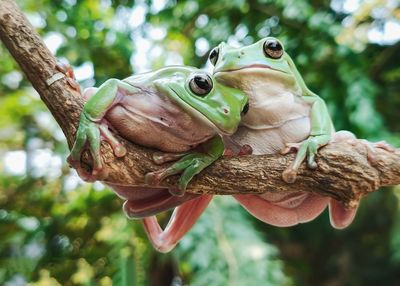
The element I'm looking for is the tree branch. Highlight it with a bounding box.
[1,0,399,208]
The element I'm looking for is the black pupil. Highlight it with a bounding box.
[267,41,282,51]
[242,103,249,115]
[210,49,218,61]
[194,76,210,90]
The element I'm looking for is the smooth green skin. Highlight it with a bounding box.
[68,66,248,194]
[213,37,334,182]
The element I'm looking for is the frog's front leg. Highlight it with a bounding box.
[145,136,224,197]
[67,79,136,181]
[281,96,334,183]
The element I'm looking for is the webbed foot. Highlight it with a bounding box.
[67,114,126,181]
[281,135,330,183]
[356,140,395,165]
[332,130,395,164]
[224,144,253,156]
[145,152,217,197]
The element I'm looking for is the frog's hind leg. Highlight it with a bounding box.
[151,151,189,165]
[234,193,329,226]
[142,195,212,253]
[329,199,358,229]
[331,130,395,163]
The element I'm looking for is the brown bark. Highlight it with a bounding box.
[0,0,399,208]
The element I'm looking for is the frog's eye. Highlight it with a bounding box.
[263,39,283,59]
[189,73,213,96]
[242,102,249,115]
[209,47,219,66]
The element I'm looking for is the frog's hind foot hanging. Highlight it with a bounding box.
[141,195,212,253]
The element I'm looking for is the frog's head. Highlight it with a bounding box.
[152,66,249,135]
[210,37,311,96]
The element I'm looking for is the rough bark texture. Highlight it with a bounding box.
[0,0,399,208]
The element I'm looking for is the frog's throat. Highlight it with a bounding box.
[213,64,287,75]
[168,87,231,135]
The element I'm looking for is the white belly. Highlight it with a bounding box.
[228,116,311,155]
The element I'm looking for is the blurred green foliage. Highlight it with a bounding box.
[0,0,399,285]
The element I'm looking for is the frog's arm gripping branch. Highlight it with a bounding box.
[1,0,399,209]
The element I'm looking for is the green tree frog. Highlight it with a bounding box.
[67,66,249,252]
[209,37,392,229]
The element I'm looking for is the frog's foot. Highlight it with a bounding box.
[234,191,359,229]
[280,142,302,155]
[224,144,253,156]
[329,199,359,229]
[55,62,81,92]
[152,152,188,165]
[145,153,216,197]
[238,144,253,155]
[67,156,107,182]
[281,135,331,184]
[280,143,302,183]
[142,195,212,253]
[357,139,395,165]
[331,131,395,165]
[67,114,111,181]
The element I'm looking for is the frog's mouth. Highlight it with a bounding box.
[169,87,236,135]
[214,64,287,75]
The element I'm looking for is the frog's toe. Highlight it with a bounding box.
[145,171,162,186]
[223,148,235,156]
[238,144,253,155]
[72,164,97,182]
[306,145,319,170]
[77,169,97,182]
[281,142,301,155]
[114,145,127,157]
[98,124,126,158]
[66,154,79,169]
[358,139,395,165]
[307,155,318,170]
[373,141,395,153]
[91,165,109,181]
[168,186,185,197]
[68,156,107,182]
[282,167,297,184]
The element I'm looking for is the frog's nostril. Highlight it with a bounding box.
[223,108,229,114]
[242,103,249,115]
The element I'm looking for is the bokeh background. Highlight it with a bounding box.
[1,0,400,285]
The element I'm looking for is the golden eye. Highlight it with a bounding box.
[189,73,213,96]
[209,47,219,66]
[263,39,283,59]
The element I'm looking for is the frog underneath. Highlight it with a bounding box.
[210,37,392,229]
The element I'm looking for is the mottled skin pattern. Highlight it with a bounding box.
[68,66,248,252]
[210,37,362,229]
